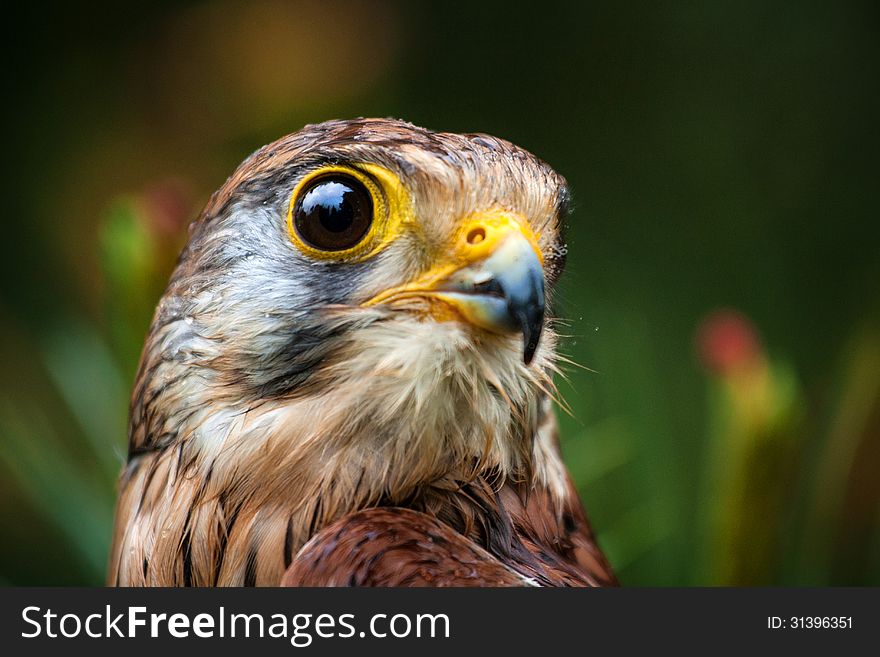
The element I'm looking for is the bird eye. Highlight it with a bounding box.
[292,174,374,252]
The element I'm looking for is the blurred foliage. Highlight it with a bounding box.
[1,0,878,585]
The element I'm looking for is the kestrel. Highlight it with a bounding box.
[108,118,616,586]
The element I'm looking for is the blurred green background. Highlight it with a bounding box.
[1,0,878,586]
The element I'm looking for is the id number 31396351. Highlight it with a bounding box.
[768,617,853,629]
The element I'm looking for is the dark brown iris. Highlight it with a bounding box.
[293,174,373,251]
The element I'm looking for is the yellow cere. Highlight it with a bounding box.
[454,210,544,268]
[285,163,416,261]
[363,209,543,308]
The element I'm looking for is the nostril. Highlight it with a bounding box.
[466,227,486,245]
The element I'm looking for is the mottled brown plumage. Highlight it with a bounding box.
[282,508,530,586]
[108,118,616,587]
[283,475,615,587]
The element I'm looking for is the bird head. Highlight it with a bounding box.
[126,119,571,567]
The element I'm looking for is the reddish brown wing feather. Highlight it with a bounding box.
[282,480,618,587]
[499,477,618,586]
[281,508,530,586]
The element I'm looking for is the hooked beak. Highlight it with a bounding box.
[363,212,546,364]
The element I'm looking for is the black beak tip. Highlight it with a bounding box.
[514,303,544,365]
[523,337,538,365]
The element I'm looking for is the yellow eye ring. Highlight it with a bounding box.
[286,163,415,261]
[286,165,387,260]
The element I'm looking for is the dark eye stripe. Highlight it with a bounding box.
[293,174,373,252]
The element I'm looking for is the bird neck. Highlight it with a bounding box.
[113,314,568,585]
[109,387,568,586]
